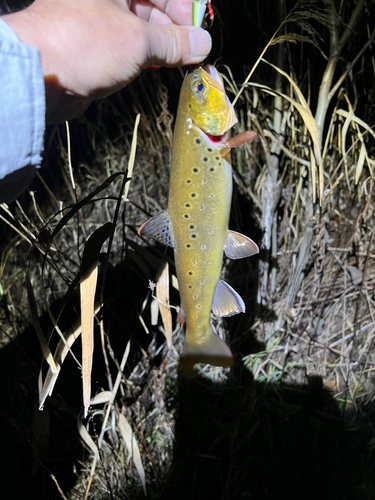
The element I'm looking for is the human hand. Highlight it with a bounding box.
[2,0,212,123]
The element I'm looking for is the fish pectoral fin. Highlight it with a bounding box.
[138,209,175,248]
[212,279,245,317]
[224,230,259,259]
[220,130,257,157]
[180,324,233,376]
[177,308,186,325]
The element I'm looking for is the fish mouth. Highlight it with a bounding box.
[201,129,229,143]
[192,121,230,144]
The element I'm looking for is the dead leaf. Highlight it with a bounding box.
[156,261,172,347]
[118,412,147,495]
[80,223,114,417]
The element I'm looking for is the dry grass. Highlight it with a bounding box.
[1,1,375,499]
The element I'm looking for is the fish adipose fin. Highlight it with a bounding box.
[212,279,245,317]
[180,324,234,376]
[224,230,259,259]
[138,209,175,248]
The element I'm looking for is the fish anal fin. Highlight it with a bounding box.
[180,324,233,377]
[212,279,245,317]
[138,209,175,248]
[224,230,259,259]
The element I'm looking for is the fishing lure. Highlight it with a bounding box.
[192,0,214,28]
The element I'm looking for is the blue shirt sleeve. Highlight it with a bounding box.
[0,17,45,202]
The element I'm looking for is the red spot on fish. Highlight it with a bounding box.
[197,305,201,309]
[213,210,217,214]
[208,260,212,264]
[209,230,213,234]
[200,280,205,285]
[193,294,198,299]
[198,324,202,328]
[193,262,197,266]
[209,194,214,198]
[201,205,205,210]
[201,246,206,250]
[202,179,206,184]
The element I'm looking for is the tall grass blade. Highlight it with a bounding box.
[80,223,114,417]
[38,304,101,409]
[118,412,147,495]
[49,172,126,241]
[123,113,141,202]
[249,81,323,200]
[156,261,172,347]
[26,274,57,373]
[355,142,367,185]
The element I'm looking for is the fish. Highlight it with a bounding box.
[138,64,258,374]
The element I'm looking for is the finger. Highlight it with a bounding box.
[145,24,211,67]
[130,0,192,25]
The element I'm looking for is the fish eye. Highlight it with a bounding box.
[193,79,205,93]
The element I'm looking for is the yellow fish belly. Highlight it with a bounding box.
[169,125,232,354]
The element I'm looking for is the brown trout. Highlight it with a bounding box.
[139,65,258,373]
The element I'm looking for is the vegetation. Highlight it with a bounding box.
[1,1,375,498]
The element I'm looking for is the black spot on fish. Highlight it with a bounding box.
[215,156,219,160]
[207,148,213,152]
[189,225,195,230]
[191,193,196,198]
[187,179,191,184]
[195,138,201,145]
[191,234,197,239]
[185,203,191,208]
[203,157,208,162]
[184,214,190,219]
[186,244,191,248]
[193,168,199,173]
[188,271,193,275]
[210,167,214,172]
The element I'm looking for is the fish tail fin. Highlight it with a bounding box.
[180,325,234,377]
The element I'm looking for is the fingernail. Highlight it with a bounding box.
[189,29,212,59]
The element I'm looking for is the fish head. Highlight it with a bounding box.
[181,65,238,136]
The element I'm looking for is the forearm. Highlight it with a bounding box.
[0,18,45,201]
[0,0,211,202]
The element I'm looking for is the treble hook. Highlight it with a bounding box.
[192,0,214,29]
[206,0,214,29]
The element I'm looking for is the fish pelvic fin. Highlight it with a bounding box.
[212,279,245,317]
[138,209,175,248]
[224,230,259,259]
[180,324,234,377]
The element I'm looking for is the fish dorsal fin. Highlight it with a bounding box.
[224,230,259,259]
[138,209,175,248]
[212,279,245,317]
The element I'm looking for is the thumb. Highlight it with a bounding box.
[145,25,212,68]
